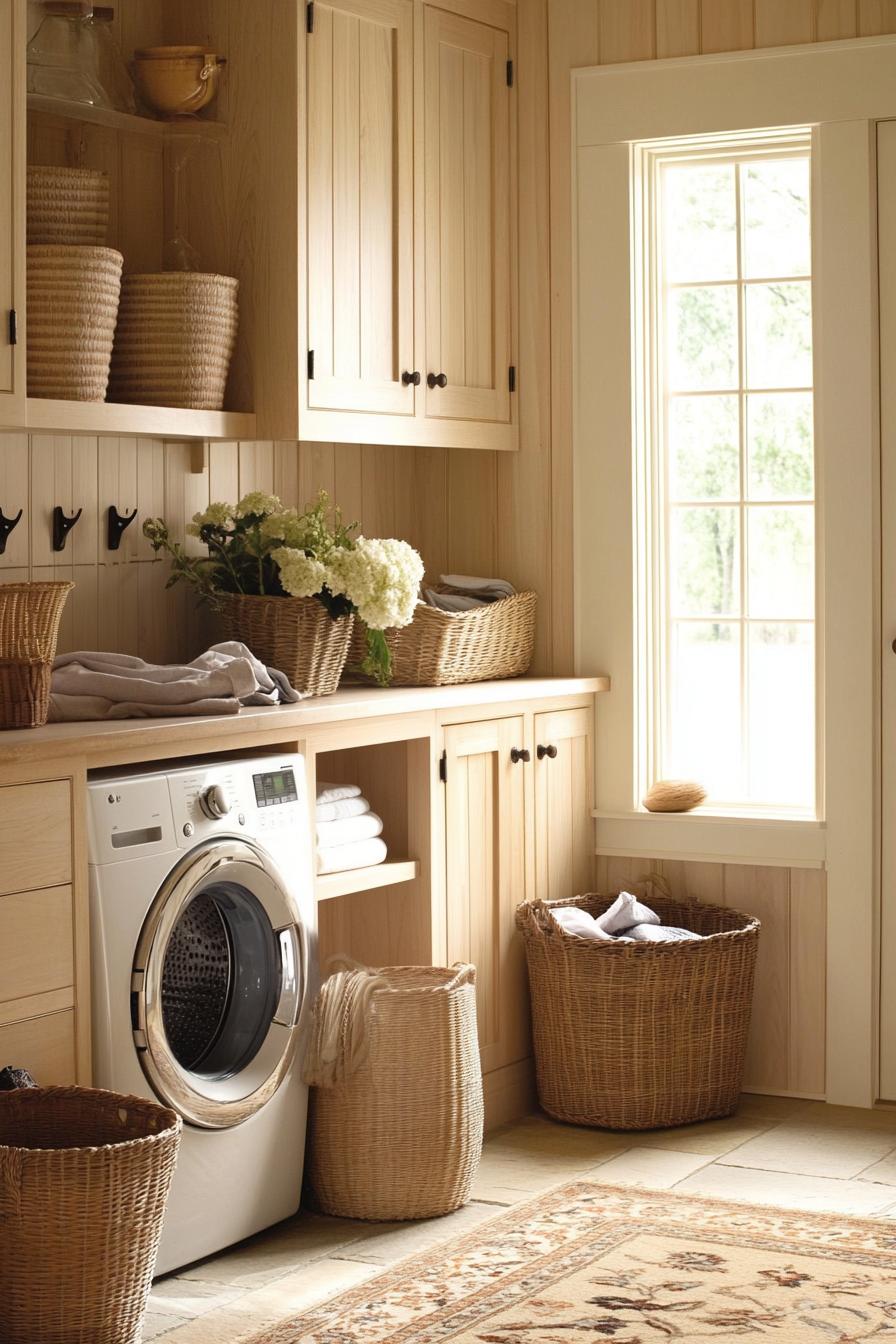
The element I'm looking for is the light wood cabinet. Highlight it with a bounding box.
[299,0,518,449]
[0,0,24,420]
[421,4,514,431]
[443,700,595,1086]
[444,716,529,1074]
[0,779,71,895]
[305,0,415,420]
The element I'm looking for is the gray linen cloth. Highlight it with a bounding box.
[49,641,303,721]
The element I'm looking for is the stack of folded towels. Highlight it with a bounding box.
[423,573,516,612]
[550,891,702,942]
[316,783,388,875]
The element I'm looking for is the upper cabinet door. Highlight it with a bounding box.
[0,0,24,418]
[305,0,415,417]
[421,3,515,428]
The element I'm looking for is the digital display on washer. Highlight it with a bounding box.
[253,768,298,808]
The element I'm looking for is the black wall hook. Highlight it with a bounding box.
[0,507,22,556]
[53,505,83,553]
[107,505,138,552]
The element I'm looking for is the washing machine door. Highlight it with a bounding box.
[132,837,307,1129]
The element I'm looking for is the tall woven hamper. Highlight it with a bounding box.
[516,888,760,1130]
[0,1086,181,1344]
[305,964,483,1221]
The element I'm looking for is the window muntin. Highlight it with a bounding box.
[639,136,816,812]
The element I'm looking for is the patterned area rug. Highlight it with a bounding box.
[249,1180,896,1342]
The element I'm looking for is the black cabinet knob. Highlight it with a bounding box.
[510,747,531,764]
[402,370,421,386]
[427,371,448,389]
[537,744,558,760]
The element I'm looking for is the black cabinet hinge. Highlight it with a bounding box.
[439,749,447,784]
[307,349,315,380]
[506,59,514,87]
[508,365,516,393]
[307,2,314,33]
[7,308,17,347]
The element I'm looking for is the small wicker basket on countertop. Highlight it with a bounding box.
[516,886,760,1130]
[0,580,73,728]
[215,591,353,696]
[0,1085,181,1344]
[348,588,537,686]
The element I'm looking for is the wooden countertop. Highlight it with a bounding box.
[0,676,609,770]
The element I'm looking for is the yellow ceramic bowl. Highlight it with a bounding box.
[133,46,224,118]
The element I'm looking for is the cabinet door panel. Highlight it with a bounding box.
[423,6,513,425]
[533,707,594,902]
[306,0,414,415]
[445,716,528,1074]
[0,0,24,412]
[0,780,72,896]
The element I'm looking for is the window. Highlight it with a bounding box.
[634,133,816,813]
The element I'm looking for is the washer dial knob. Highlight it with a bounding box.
[199,783,232,819]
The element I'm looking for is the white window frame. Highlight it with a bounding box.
[634,130,817,819]
[572,36,894,1106]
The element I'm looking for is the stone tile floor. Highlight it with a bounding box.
[148,1094,896,1342]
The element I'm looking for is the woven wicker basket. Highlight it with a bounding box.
[306,964,483,1221]
[215,592,353,696]
[109,272,238,410]
[0,581,73,728]
[516,887,760,1130]
[0,1086,181,1344]
[27,245,123,401]
[348,589,537,687]
[27,165,110,245]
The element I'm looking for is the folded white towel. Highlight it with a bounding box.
[628,923,702,942]
[423,590,486,612]
[550,891,701,943]
[440,573,516,599]
[599,891,661,934]
[317,782,362,805]
[318,836,388,875]
[316,811,383,848]
[316,795,370,823]
[550,906,614,941]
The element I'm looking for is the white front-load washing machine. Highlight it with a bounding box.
[87,753,316,1276]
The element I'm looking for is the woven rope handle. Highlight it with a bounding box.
[442,962,476,992]
[0,1147,23,1220]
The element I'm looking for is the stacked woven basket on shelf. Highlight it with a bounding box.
[26,163,240,410]
[26,166,122,401]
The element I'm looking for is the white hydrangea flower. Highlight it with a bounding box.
[235,491,282,519]
[260,509,307,547]
[186,501,233,536]
[328,537,423,630]
[273,547,329,599]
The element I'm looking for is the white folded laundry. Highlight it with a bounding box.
[439,573,516,599]
[317,782,362,805]
[316,795,370,823]
[423,590,486,612]
[628,923,702,942]
[316,811,383,848]
[550,906,614,941]
[599,891,661,934]
[317,836,388,875]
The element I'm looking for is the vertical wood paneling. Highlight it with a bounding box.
[816,0,858,39]
[656,0,700,56]
[598,0,655,61]
[724,864,790,1092]
[789,868,827,1095]
[859,0,896,32]
[754,0,815,44]
[0,433,29,570]
[700,0,754,51]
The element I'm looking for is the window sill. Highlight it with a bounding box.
[593,808,826,868]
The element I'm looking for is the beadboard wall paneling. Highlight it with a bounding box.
[595,855,827,1098]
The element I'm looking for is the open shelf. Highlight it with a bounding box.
[317,858,420,903]
[27,93,227,141]
[25,398,256,441]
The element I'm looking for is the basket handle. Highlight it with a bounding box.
[0,1147,23,1220]
[443,962,477,991]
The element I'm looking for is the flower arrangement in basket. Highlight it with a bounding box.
[143,491,423,693]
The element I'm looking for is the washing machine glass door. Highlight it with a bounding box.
[133,837,306,1129]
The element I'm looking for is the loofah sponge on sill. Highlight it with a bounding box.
[642,779,707,813]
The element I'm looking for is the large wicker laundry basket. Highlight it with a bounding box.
[215,592,353,696]
[109,271,238,410]
[27,245,123,401]
[305,964,483,1221]
[516,887,760,1130]
[27,165,110,245]
[0,580,73,728]
[348,589,537,686]
[0,1085,181,1344]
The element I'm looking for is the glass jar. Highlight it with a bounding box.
[90,7,137,113]
[27,1,110,107]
